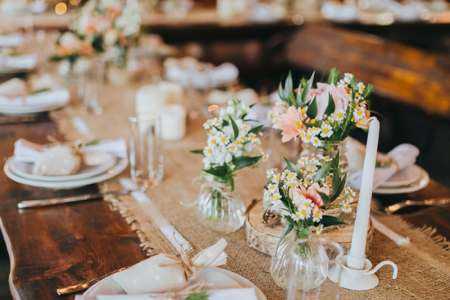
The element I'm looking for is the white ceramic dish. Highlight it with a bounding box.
[83,267,266,300]
[373,166,429,194]
[10,156,117,182]
[378,164,422,188]
[4,157,128,189]
[0,100,68,115]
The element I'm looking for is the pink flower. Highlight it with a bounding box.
[356,110,371,129]
[307,83,349,118]
[299,184,325,209]
[278,107,305,143]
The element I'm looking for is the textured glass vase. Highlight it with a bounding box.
[196,182,246,234]
[271,228,329,290]
[300,139,348,177]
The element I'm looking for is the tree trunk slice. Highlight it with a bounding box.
[246,201,374,257]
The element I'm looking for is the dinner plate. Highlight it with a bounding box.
[0,99,69,115]
[10,156,117,182]
[4,157,128,189]
[83,267,266,300]
[378,164,422,188]
[373,166,429,194]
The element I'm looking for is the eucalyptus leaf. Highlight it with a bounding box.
[275,224,294,256]
[230,117,239,139]
[312,160,332,183]
[301,72,315,105]
[284,157,304,180]
[323,93,335,116]
[278,82,287,102]
[320,215,347,227]
[296,82,303,107]
[351,75,357,90]
[285,71,293,97]
[185,291,209,300]
[233,156,262,170]
[306,96,318,119]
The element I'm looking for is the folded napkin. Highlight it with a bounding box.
[166,58,238,88]
[113,239,228,294]
[14,138,128,163]
[0,78,26,98]
[0,54,37,70]
[347,144,419,190]
[321,3,359,22]
[0,88,70,107]
[74,288,258,300]
[0,34,23,47]
[207,88,258,106]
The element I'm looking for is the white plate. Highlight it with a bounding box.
[379,164,422,188]
[83,267,266,300]
[373,166,429,194]
[10,156,117,182]
[4,157,128,189]
[0,100,68,115]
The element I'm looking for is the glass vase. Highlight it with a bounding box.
[196,181,246,234]
[300,139,348,177]
[271,227,329,290]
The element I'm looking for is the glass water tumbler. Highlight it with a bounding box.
[129,113,164,188]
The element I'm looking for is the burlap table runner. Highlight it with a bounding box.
[50,83,450,300]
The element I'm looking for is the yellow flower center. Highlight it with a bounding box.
[229,146,235,150]
[301,210,307,216]
[275,175,281,181]
[221,137,227,142]
[323,128,329,134]
[288,174,294,179]
[269,185,275,190]
[306,135,312,140]
[300,132,305,138]
[314,211,320,218]
[336,113,343,118]
[207,149,212,154]
[301,108,306,114]
[357,110,363,116]
[274,196,279,201]
[310,119,316,124]
[275,120,280,125]
[304,180,310,185]
[236,141,242,145]
[210,139,216,144]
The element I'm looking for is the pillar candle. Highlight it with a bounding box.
[158,81,184,105]
[160,104,186,141]
[347,117,380,270]
[135,84,168,115]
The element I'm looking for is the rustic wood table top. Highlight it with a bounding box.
[0,116,449,300]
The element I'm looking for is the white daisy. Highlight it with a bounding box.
[297,206,311,220]
[266,168,277,178]
[341,203,352,213]
[308,127,321,136]
[211,117,222,127]
[272,192,282,205]
[320,123,333,138]
[203,119,213,129]
[353,107,365,121]
[311,136,323,147]
[312,210,323,222]
[203,145,214,156]
[261,152,269,162]
[316,224,324,234]
[267,183,277,194]
[332,110,345,122]
[292,211,301,221]
[263,190,270,201]
[357,82,365,94]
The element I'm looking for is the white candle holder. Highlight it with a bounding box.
[328,255,398,290]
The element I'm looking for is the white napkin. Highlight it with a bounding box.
[14,138,128,163]
[0,78,26,98]
[0,54,37,70]
[166,61,238,88]
[347,144,419,190]
[321,3,359,22]
[74,288,259,300]
[0,34,23,47]
[370,216,410,246]
[0,88,70,107]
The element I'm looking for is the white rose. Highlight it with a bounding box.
[59,32,80,51]
[104,29,118,46]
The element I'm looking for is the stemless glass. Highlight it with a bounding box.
[79,58,105,115]
[129,113,164,188]
[287,238,343,300]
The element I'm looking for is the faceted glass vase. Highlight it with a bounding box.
[271,228,329,290]
[196,182,246,234]
[300,139,349,177]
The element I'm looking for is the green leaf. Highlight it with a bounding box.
[185,291,209,300]
[275,224,293,256]
[249,103,256,108]
[323,93,335,116]
[285,71,293,97]
[362,84,374,99]
[233,156,262,170]
[306,96,318,119]
[296,82,303,107]
[230,117,239,139]
[85,138,100,146]
[317,191,331,208]
[312,160,332,183]
[331,174,347,201]
[191,149,205,156]
[249,125,263,135]
[301,72,315,105]
[320,216,346,228]
[327,68,339,85]
[284,158,304,180]
[203,166,228,177]
[227,176,235,192]
[278,82,287,102]
[350,75,357,90]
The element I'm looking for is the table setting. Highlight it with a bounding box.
[0,2,450,299]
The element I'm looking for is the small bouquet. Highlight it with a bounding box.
[192,99,267,191]
[191,99,268,233]
[264,153,354,241]
[50,32,94,66]
[269,69,374,147]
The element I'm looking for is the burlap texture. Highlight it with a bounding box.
[50,83,450,300]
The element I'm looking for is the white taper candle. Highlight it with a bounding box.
[347,117,380,270]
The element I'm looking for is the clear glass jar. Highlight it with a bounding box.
[271,227,329,290]
[196,182,246,234]
[300,139,348,176]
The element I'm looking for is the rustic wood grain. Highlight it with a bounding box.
[285,24,450,120]
[0,118,145,300]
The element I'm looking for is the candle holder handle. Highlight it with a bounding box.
[364,260,398,279]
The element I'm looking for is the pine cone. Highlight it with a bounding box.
[264,210,281,228]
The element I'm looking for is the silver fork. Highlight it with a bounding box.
[384,198,450,215]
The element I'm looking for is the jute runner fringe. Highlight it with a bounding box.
[50,84,450,300]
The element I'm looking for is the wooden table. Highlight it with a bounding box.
[0,115,450,300]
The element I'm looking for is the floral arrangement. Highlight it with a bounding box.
[52,0,141,66]
[50,32,94,65]
[191,99,268,190]
[269,69,374,148]
[264,153,355,242]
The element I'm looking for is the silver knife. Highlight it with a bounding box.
[18,189,134,209]
[384,198,450,215]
